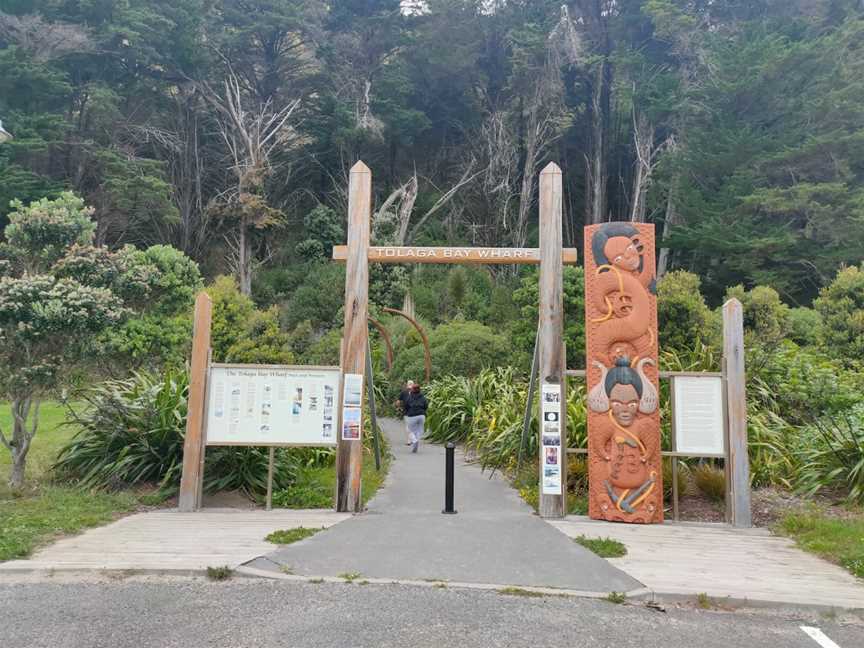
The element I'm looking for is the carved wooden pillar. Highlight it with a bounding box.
[584,223,663,523]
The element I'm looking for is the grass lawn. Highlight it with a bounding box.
[0,401,77,495]
[0,400,141,562]
[272,449,391,509]
[777,508,864,579]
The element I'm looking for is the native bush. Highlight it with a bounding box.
[726,284,790,348]
[657,271,715,354]
[0,193,199,489]
[787,307,823,347]
[207,276,256,360]
[225,307,294,365]
[796,404,864,505]
[814,264,864,368]
[55,370,300,496]
[391,319,511,380]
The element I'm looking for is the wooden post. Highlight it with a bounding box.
[538,162,566,518]
[266,447,275,511]
[336,161,371,513]
[723,298,751,528]
[178,292,212,512]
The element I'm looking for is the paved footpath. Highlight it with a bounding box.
[246,418,639,592]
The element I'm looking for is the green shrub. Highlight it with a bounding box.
[207,276,256,361]
[54,370,300,496]
[281,263,346,331]
[814,264,864,368]
[226,306,294,365]
[796,405,864,504]
[725,284,790,347]
[100,312,192,370]
[391,320,511,380]
[787,307,823,347]
[657,271,714,354]
[692,463,726,502]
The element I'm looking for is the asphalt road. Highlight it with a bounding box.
[1,580,862,648]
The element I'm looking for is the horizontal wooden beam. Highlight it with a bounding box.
[332,245,578,265]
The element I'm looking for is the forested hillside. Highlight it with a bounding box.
[3,0,863,305]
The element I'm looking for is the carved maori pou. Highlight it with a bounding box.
[584,223,663,523]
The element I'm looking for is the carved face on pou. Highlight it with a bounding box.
[609,383,639,427]
[603,236,643,273]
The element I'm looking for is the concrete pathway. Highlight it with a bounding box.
[0,509,350,574]
[245,418,639,592]
[550,516,864,610]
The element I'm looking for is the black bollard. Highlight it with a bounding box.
[443,442,457,514]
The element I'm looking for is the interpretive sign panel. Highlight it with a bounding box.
[541,383,562,495]
[672,376,725,456]
[205,364,340,446]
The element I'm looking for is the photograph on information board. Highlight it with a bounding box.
[343,373,363,408]
[342,406,362,440]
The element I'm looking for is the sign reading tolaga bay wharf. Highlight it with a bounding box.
[332,245,579,265]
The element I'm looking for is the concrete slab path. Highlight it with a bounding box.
[549,516,864,610]
[246,418,640,592]
[0,509,350,574]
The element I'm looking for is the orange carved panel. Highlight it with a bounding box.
[584,223,663,523]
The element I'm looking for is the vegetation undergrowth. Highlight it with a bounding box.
[574,535,627,558]
[0,486,139,561]
[777,509,864,579]
[265,527,322,545]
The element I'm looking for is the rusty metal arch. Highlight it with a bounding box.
[383,307,431,384]
[368,317,394,372]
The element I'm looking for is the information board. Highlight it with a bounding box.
[672,376,725,456]
[205,364,341,446]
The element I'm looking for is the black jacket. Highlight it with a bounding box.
[403,392,428,417]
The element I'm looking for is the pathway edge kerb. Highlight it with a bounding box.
[2,564,862,615]
[233,566,864,614]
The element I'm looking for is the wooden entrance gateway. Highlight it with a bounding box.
[333,161,576,516]
[177,159,749,525]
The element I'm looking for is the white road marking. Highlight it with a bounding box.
[801,626,842,648]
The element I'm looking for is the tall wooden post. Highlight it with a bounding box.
[538,162,566,518]
[179,292,212,512]
[336,161,371,513]
[723,298,751,528]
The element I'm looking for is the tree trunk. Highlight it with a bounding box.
[629,113,655,223]
[7,397,38,490]
[238,221,252,296]
[586,62,608,224]
[657,180,678,280]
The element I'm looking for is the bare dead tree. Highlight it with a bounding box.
[0,12,92,61]
[205,71,300,294]
[629,108,671,223]
[370,162,482,246]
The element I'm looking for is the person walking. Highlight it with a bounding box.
[403,383,428,454]
[395,380,415,445]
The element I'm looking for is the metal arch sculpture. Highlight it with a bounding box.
[368,317,394,372]
[382,307,431,384]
